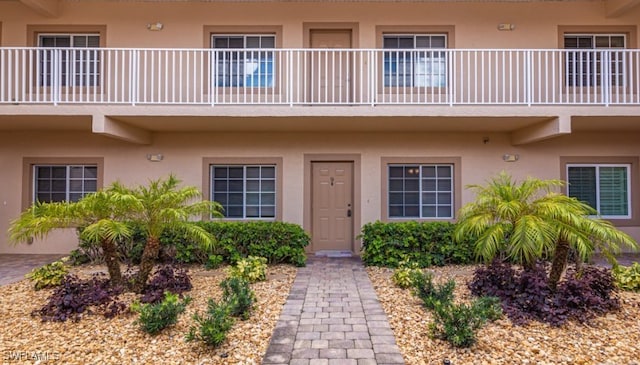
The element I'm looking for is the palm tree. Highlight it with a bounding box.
[9,187,140,287]
[454,172,637,289]
[126,175,223,292]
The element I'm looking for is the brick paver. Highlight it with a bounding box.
[263,257,405,364]
[0,254,65,286]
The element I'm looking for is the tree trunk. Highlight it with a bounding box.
[101,238,123,287]
[133,236,161,293]
[549,239,570,291]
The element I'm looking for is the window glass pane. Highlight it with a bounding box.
[84,167,97,179]
[438,206,452,218]
[262,166,275,178]
[213,167,228,178]
[423,193,436,204]
[431,36,446,48]
[52,166,66,178]
[261,206,275,218]
[52,180,66,191]
[438,192,452,204]
[422,179,437,191]
[245,206,260,217]
[405,205,420,217]
[262,180,275,192]
[226,206,243,218]
[389,193,404,205]
[389,179,403,191]
[389,206,404,217]
[389,166,404,178]
[214,180,228,191]
[404,192,419,205]
[228,193,243,204]
[228,167,244,178]
[404,179,419,191]
[246,167,260,178]
[599,166,628,216]
[69,180,83,191]
[51,193,66,202]
[213,193,227,205]
[246,193,260,205]
[422,206,437,218]
[228,180,243,192]
[437,179,452,191]
[262,193,275,205]
[261,36,275,48]
[437,165,452,177]
[246,180,260,192]
[568,166,597,209]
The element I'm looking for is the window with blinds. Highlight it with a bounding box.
[383,34,447,88]
[564,34,626,87]
[567,164,630,218]
[211,34,275,88]
[38,34,101,87]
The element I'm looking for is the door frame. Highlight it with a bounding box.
[304,154,361,254]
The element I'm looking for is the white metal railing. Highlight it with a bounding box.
[1,48,639,105]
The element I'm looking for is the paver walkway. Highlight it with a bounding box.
[263,256,405,365]
[0,254,64,286]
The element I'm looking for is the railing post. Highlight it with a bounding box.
[449,50,454,106]
[53,49,60,106]
[526,50,532,106]
[602,50,610,107]
[289,50,294,107]
[130,49,138,106]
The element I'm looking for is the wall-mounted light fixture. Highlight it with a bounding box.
[497,23,516,31]
[147,22,164,31]
[503,154,520,162]
[146,154,164,162]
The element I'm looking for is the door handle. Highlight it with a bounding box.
[347,209,352,217]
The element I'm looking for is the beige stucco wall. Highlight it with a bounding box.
[1,1,639,48]
[1,128,639,253]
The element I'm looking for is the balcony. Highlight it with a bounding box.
[1,47,639,106]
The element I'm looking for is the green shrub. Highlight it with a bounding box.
[220,277,255,320]
[205,254,224,270]
[360,221,475,268]
[186,299,234,347]
[163,221,309,267]
[429,302,483,348]
[613,263,640,291]
[412,271,456,310]
[132,292,191,335]
[26,259,69,290]
[392,265,423,289]
[429,296,502,348]
[228,256,267,283]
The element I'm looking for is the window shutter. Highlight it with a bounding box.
[599,166,628,216]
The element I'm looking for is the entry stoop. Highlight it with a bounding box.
[314,250,353,258]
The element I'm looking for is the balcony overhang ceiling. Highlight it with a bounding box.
[15,0,637,19]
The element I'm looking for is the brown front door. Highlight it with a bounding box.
[309,29,352,103]
[311,161,354,252]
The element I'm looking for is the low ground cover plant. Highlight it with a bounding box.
[613,263,640,291]
[26,258,69,290]
[140,265,193,304]
[469,260,619,326]
[33,273,126,322]
[429,296,501,348]
[228,256,267,283]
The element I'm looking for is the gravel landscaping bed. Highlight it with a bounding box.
[0,264,297,364]
[367,265,640,365]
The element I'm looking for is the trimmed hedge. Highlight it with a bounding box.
[73,221,309,267]
[360,221,475,268]
[163,221,309,267]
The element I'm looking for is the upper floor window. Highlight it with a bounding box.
[210,164,276,219]
[383,34,447,88]
[34,165,98,203]
[38,34,101,87]
[211,34,275,88]
[564,34,626,87]
[388,164,454,219]
[567,164,630,218]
